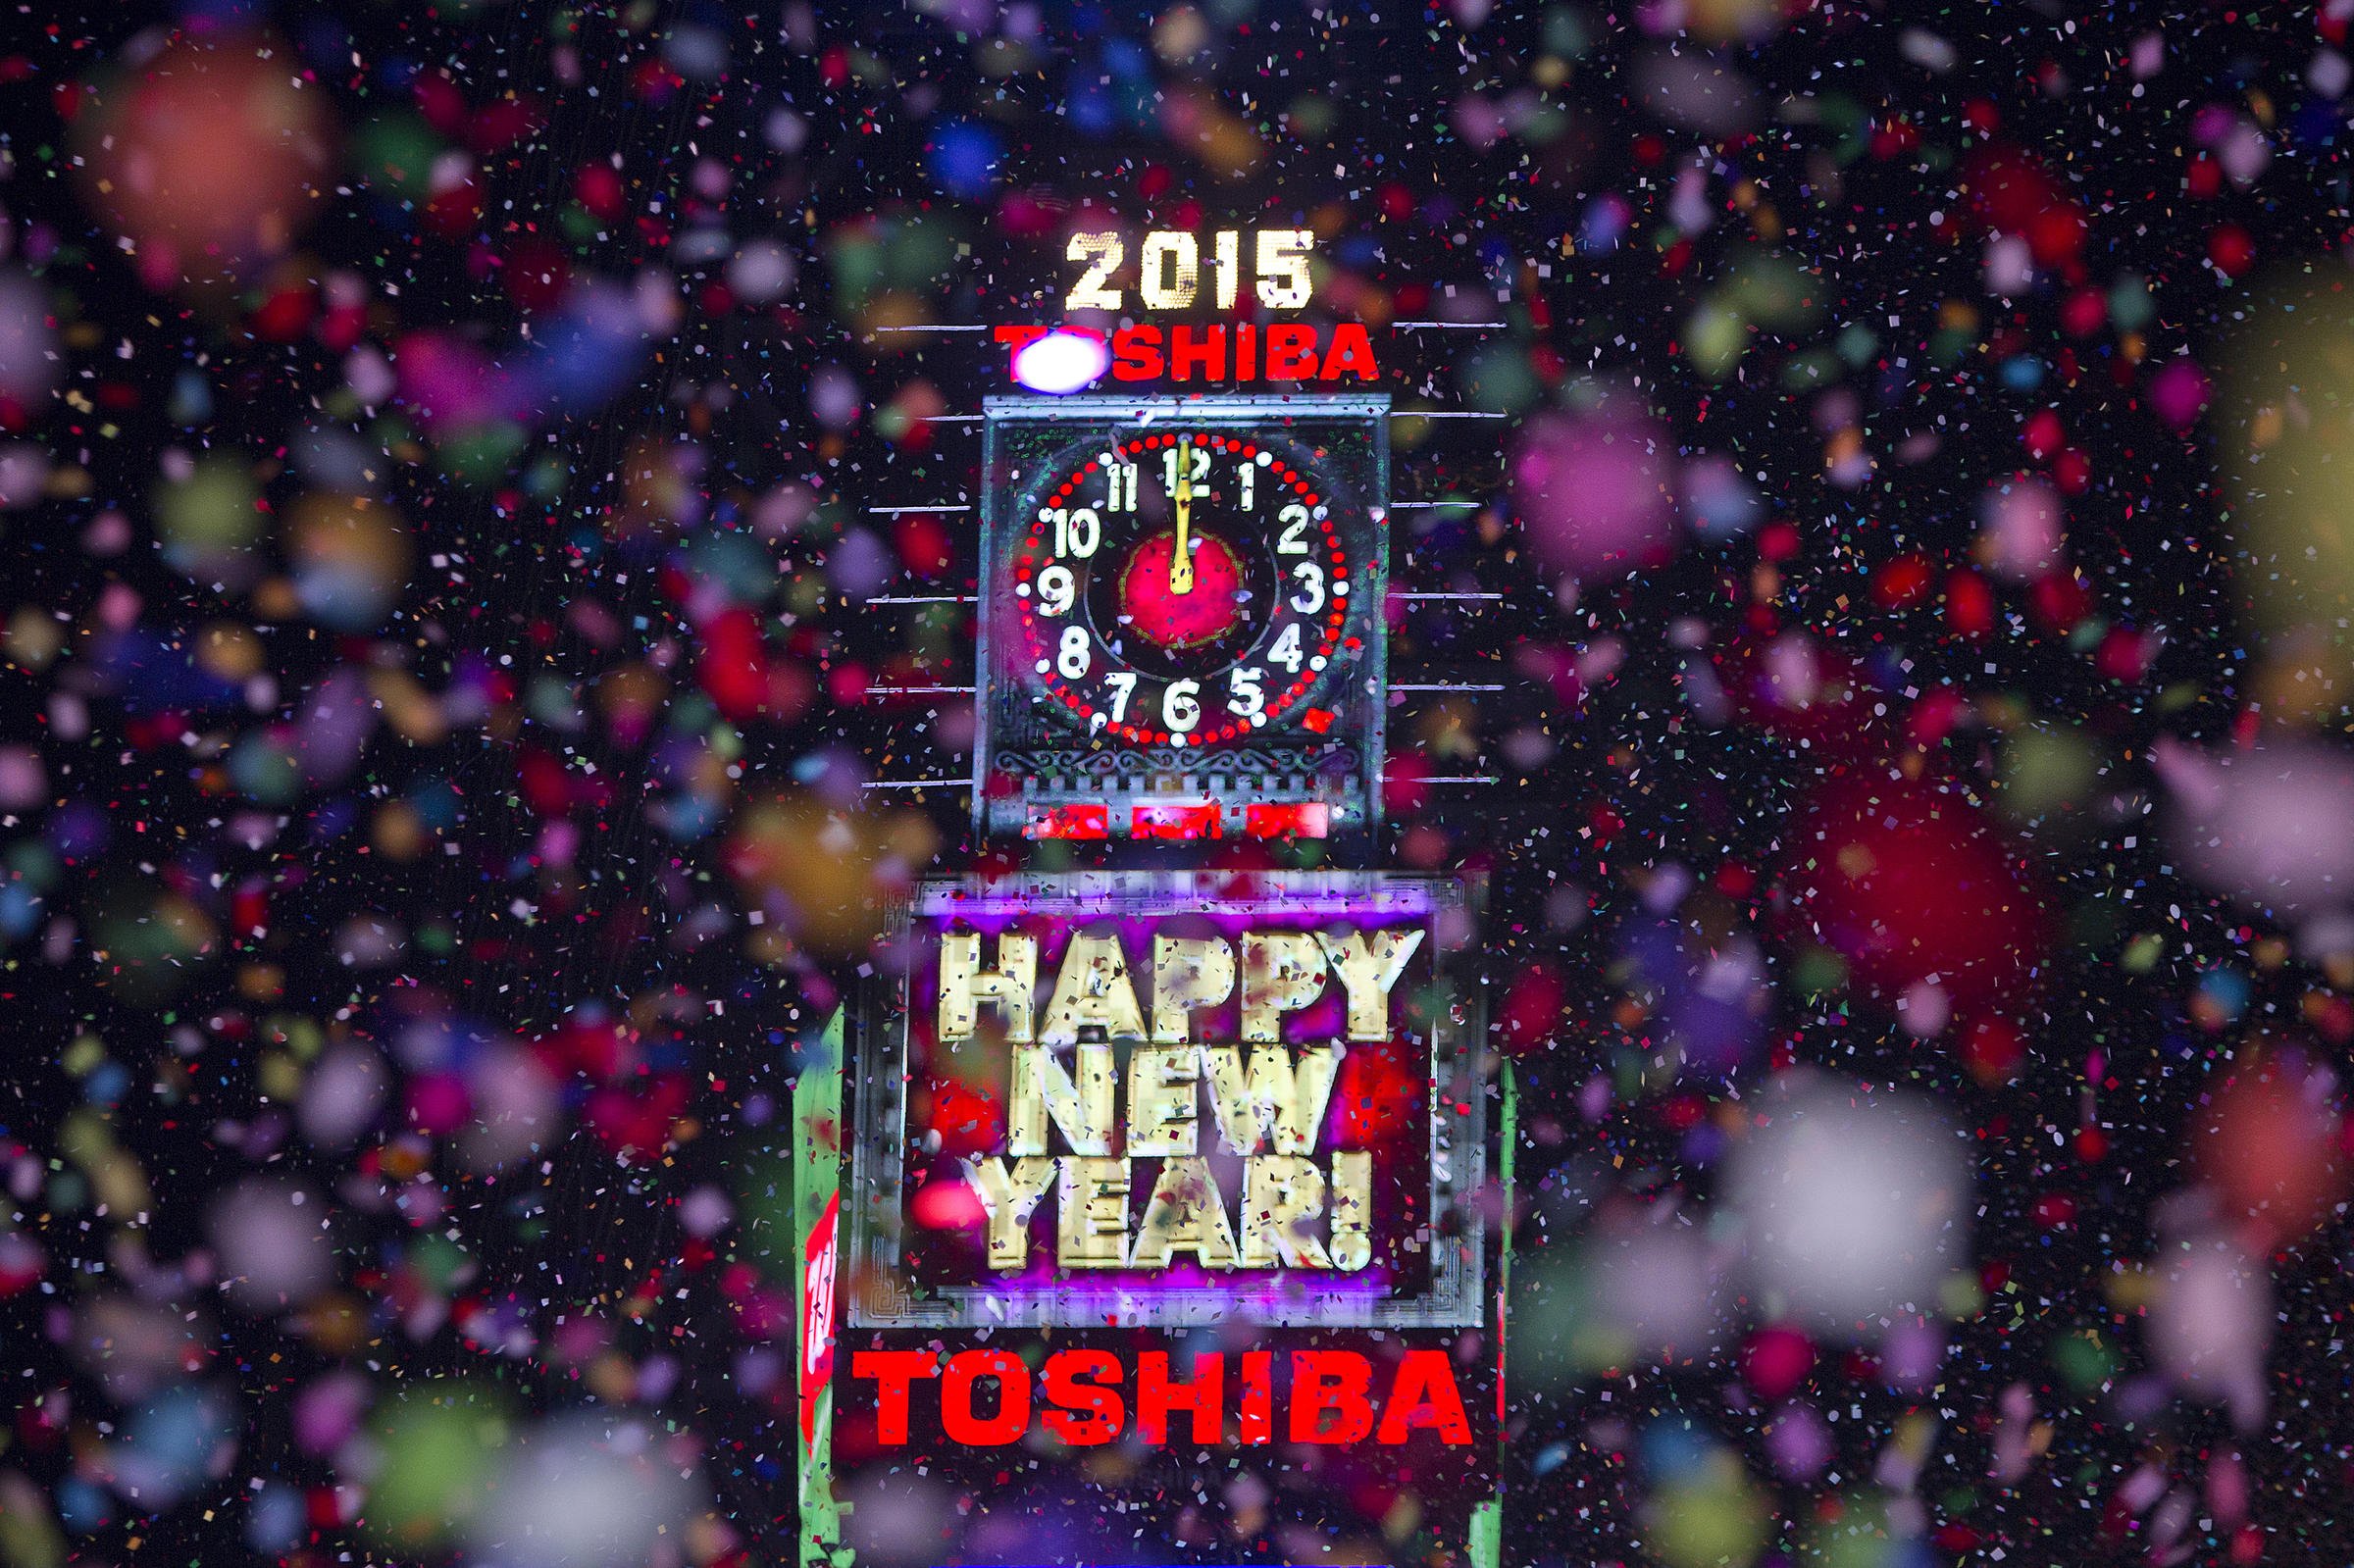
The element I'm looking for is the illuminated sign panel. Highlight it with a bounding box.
[845,871,1485,1330]
[807,217,1514,1566]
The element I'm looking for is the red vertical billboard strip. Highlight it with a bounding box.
[798,1190,839,1447]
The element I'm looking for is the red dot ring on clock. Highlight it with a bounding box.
[1014,432,1354,744]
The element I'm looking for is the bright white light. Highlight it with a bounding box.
[1012,329,1110,394]
[465,1414,703,1568]
[1724,1077,1968,1332]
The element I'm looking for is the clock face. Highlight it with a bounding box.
[975,395,1389,839]
[1010,430,1369,749]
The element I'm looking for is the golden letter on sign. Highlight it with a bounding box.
[937,930,1037,1043]
[1151,936,1235,1043]
[1202,1044,1340,1157]
[1008,1042,1115,1157]
[1315,928,1425,1042]
[1240,932,1326,1042]
[965,1154,1055,1273]
[1126,1043,1202,1157]
[1130,1155,1240,1269]
[1040,932,1147,1044]
[1327,1149,1372,1272]
[1241,1154,1330,1269]
[1057,1155,1132,1269]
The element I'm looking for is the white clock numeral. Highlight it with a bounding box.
[1056,625,1092,680]
[1267,623,1305,672]
[1289,561,1326,614]
[1161,443,1209,494]
[1237,462,1255,512]
[1103,462,1139,512]
[1163,679,1203,733]
[1227,666,1264,718]
[1103,670,1139,722]
[1047,507,1100,559]
[1036,564,1076,616]
[1277,502,1310,553]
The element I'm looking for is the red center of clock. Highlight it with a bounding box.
[1118,531,1246,649]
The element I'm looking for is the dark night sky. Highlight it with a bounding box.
[2,2,2350,1565]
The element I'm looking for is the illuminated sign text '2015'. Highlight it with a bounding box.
[992,226,1381,385]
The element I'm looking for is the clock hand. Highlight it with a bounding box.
[1170,440,1195,595]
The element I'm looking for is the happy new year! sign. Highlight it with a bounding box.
[844,871,1487,1331]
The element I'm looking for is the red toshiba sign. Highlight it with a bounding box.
[849,1347,1471,1447]
[993,322,1380,383]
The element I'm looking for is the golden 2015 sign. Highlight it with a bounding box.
[844,871,1487,1332]
[991,226,1381,385]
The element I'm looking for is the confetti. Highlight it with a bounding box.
[0,7,2343,1568]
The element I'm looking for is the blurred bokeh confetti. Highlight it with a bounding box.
[3,3,2354,1567]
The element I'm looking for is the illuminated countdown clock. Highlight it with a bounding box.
[975,394,1389,839]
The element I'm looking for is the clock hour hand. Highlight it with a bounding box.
[1169,441,1195,595]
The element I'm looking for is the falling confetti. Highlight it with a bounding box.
[0,7,2347,1568]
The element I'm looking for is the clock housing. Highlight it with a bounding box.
[975,395,1390,839]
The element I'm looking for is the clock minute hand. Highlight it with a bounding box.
[1169,445,1195,595]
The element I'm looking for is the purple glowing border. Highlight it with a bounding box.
[971,396,1392,840]
[845,870,1486,1330]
